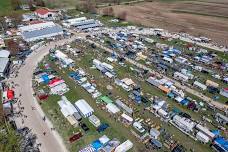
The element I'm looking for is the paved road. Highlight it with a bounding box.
[86,39,227,112]
[9,36,79,152]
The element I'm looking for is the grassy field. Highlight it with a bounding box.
[36,37,222,151]
[0,0,12,16]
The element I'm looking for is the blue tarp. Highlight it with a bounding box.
[91,140,102,150]
[212,130,220,136]
[41,74,50,83]
[150,139,162,148]
[214,137,228,151]
[167,92,175,99]
[180,98,189,106]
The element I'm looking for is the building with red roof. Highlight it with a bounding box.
[34,8,57,19]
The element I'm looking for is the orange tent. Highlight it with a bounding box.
[158,85,170,94]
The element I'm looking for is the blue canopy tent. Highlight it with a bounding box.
[180,98,189,106]
[41,74,50,84]
[91,140,103,150]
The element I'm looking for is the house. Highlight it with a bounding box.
[75,99,94,118]
[34,8,57,19]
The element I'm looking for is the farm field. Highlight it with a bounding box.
[100,0,228,45]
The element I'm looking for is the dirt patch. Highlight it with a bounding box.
[99,1,228,46]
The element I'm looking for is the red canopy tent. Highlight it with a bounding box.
[7,90,14,100]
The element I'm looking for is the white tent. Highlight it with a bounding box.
[121,113,133,123]
[193,81,207,90]
[115,140,133,152]
[196,131,209,143]
[75,99,94,118]
[106,103,120,114]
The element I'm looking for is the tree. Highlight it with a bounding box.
[0,123,21,152]
[117,11,127,21]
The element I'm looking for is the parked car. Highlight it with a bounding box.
[80,123,89,132]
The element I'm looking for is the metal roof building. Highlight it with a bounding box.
[22,25,63,42]
[20,22,63,42]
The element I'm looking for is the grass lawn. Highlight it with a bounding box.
[66,42,214,152]
[36,57,144,151]
[0,0,12,16]
[36,38,220,152]
[0,0,29,17]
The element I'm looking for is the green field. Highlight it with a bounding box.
[0,0,12,16]
[38,39,220,152]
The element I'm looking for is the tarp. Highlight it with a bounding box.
[7,90,14,100]
[91,140,102,150]
[41,74,50,83]
[100,96,113,104]
[214,137,228,151]
[48,78,65,88]
[158,85,170,94]
[180,98,189,106]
